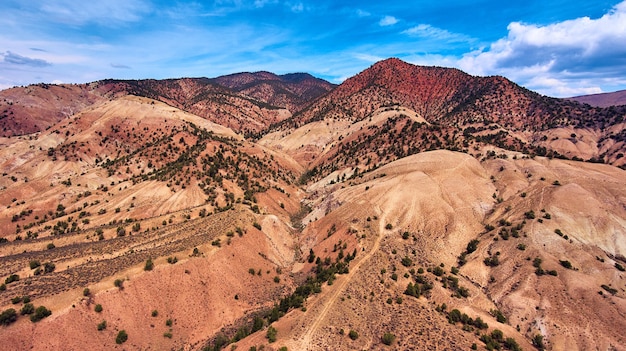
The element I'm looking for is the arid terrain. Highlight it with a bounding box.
[0,58,625,351]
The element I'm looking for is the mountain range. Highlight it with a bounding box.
[0,58,625,351]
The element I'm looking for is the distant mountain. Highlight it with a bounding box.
[568,89,626,107]
[266,58,626,174]
[213,71,336,113]
[0,73,335,137]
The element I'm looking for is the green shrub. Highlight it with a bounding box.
[266,326,277,343]
[30,306,51,322]
[97,320,107,331]
[163,332,172,338]
[29,260,41,269]
[144,258,154,271]
[253,222,262,230]
[94,304,103,313]
[44,262,56,273]
[382,332,396,345]
[385,223,393,230]
[83,288,90,296]
[5,274,19,284]
[560,260,573,269]
[114,279,124,289]
[116,330,128,344]
[151,310,158,317]
[348,330,359,340]
[490,309,507,323]
[166,319,173,327]
[0,308,18,326]
[20,303,34,315]
[11,296,23,304]
[615,263,625,272]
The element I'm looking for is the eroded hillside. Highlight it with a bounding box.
[0,59,625,351]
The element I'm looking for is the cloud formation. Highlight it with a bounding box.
[1,51,51,67]
[40,0,151,25]
[379,16,398,26]
[459,1,626,96]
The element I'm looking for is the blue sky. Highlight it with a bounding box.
[1,1,625,97]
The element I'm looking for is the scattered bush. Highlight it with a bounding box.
[151,310,158,317]
[97,320,107,331]
[532,334,545,350]
[114,279,124,289]
[382,332,396,346]
[29,260,41,269]
[348,330,359,340]
[20,303,34,315]
[94,304,103,313]
[490,309,507,323]
[0,308,18,326]
[116,330,128,344]
[385,223,393,230]
[83,288,90,296]
[144,258,154,271]
[615,263,625,272]
[266,326,277,343]
[5,274,19,284]
[253,222,262,230]
[44,262,56,274]
[484,256,500,267]
[30,306,52,322]
[560,260,573,269]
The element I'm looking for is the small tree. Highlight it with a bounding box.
[114,279,124,289]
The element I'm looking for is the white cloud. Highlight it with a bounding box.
[356,9,370,17]
[458,0,626,96]
[402,24,472,43]
[379,16,398,26]
[39,0,151,26]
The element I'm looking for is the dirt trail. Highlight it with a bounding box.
[298,207,387,349]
